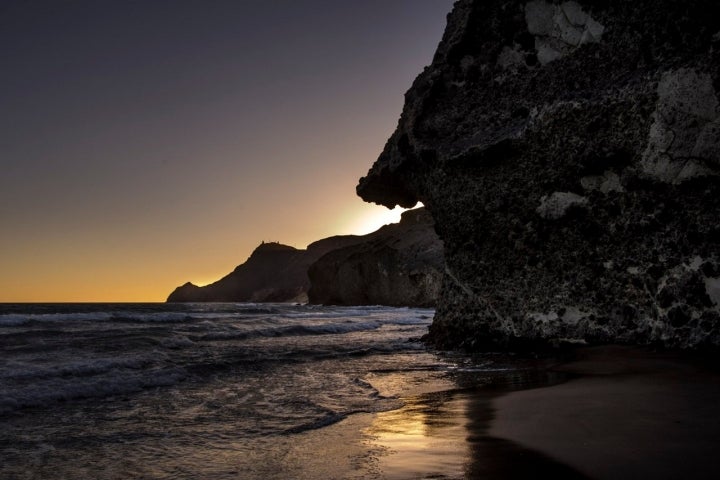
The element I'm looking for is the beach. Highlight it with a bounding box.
[490,346,720,479]
[2,304,720,479]
[286,345,720,479]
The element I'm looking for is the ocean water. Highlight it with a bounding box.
[1,302,527,479]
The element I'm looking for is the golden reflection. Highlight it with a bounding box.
[369,399,429,438]
[364,392,469,479]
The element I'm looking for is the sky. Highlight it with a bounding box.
[0,0,454,302]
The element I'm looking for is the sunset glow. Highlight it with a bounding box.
[345,203,424,236]
[0,1,453,302]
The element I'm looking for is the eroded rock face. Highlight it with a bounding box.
[641,69,720,182]
[525,0,605,65]
[308,208,443,307]
[357,0,720,349]
[168,209,444,307]
[167,242,322,303]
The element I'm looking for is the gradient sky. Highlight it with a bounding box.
[0,0,454,302]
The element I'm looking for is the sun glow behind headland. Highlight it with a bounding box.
[347,203,424,236]
[0,1,455,302]
[181,203,425,291]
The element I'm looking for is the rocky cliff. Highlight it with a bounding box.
[308,208,443,307]
[167,237,378,303]
[167,241,323,303]
[168,208,443,306]
[358,0,720,349]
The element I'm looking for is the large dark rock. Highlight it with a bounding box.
[357,0,720,349]
[168,208,444,306]
[308,208,444,307]
[167,239,365,303]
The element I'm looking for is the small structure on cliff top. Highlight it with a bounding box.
[168,208,443,307]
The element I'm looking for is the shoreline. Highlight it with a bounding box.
[7,336,718,479]
[490,345,720,479]
[290,345,720,479]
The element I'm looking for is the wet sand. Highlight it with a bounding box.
[240,346,720,479]
[490,346,720,479]
[296,346,720,479]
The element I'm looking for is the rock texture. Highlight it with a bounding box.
[168,208,443,306]
[167,241,324,303]
[308,208,444,307]
[357,0,720,349]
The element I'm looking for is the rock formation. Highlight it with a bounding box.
[308,208,443,307]
[167,241,322,303]
[168,208,443,306]
[357,0,720,349]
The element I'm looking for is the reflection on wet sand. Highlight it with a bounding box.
[364,368,588,479]
[363,347,720,479]
[365,391,469,479]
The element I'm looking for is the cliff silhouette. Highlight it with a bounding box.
[167,208,443,306]
[357,0,720,350]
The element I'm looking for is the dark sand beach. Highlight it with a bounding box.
[489,346,720,479]
[3,304,719,479]
[313,346,720,479]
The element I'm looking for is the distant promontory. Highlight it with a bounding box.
[167,208,443,307]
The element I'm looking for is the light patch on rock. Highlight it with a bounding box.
[705,277,720,307]
[580,170,624,193]
[536,191,588,219]
[528,99,585,128]
[556,337,588,345]
[379,264,389,277]
[496,44,525,70]
[687,256,704,271]
[560,306,590,325]
[560,1,588,26]
[534,38,566,65]
[641,68,720,183]
[651,256,712,318]
[460,55,476,72]
[655,257,703,293]
[524,1,605,65]
[526,307,591,341]
[527,311,559,323]
[692,119,720,163]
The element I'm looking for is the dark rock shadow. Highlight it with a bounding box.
[462,391,590,479]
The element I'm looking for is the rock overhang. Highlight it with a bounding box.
[357,0,720,350]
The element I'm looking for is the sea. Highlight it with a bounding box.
[0,303,553,479]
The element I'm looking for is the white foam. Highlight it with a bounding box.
[0,310,244,327]
[1,354,159,381]
[296,321,383,335]
[160,336,195,349]
[0,312,114,326]
[0,367,186,414]
[0,304,440,418]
